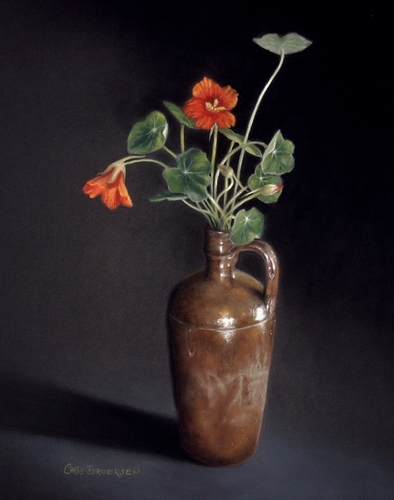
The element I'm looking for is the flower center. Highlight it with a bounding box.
[205,98,226,112]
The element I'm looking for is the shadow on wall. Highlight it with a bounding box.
[0,374,183,461]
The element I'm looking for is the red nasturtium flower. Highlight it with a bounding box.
[83,161,133,209]
[183,77,238,130]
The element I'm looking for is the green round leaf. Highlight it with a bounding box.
[253,33,312,55]
[262,130,295,175]
[248,169,283,203]
[127,111,168,154]
[163,148,212,202]
[230,207,264,245]
[263,152,294,175]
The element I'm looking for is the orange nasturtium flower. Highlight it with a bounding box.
[83,161,133,210]
[183,77,238,130]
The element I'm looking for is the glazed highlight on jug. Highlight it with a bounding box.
[168,228,278,466]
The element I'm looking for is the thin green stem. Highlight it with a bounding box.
[217,175,234,204]
[219,141,236,216]
[200,198,212,212]
[180,124,185,153]
[182,200,212,217]
[211,124,219,167]
[213,165,221,201]
[222,175,230,213]
[124,158,170,170]
[195,197,220,227]
[163,145,177,158]
[225,50,285,217]
[182,200,218,228]
[206,190,226,221]
[229,188,262,213]
[237,50,285,179]
[219,140,267,165]
[119,155,145,162]
[225,140,235,160]
[232,172,245,191]
[223,184,249,213]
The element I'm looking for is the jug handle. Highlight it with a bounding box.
[234,240,279,318]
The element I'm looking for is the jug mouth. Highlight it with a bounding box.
[204,225,230,235]
[204,225,235,257]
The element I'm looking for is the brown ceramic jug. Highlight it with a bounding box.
[168,226,279,466]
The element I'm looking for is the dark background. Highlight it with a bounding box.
[1,1,393,498]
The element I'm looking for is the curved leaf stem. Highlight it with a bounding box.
[120,155,145,162]
[238,50,285,174]
[223,184,249,213]
[180,124,185,153]
[206,190,226,222]
[163,145,177,158]
[211,124,218,167]
[124,158,170,170]
[217,175,234,205]
[182,200,215,225]
[230,49,286,215]
[229,188,262,213]
[219,141,267,165]
[213,166,221,202]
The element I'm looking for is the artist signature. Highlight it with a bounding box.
[64,463,140,477]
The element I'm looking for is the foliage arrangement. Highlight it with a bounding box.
[83,33,312,244]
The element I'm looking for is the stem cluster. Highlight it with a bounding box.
[170,50,285,230]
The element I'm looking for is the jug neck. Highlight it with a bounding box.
[204,226,238,282]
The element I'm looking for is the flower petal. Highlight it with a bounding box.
[116,173,133,207]
[217,85,238,110]
[82,171,112,198]
[192,77,221,99]
[183,77,238,130]
[83,167,132,209]
[101,183,121,209]
[215,110,236,129]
